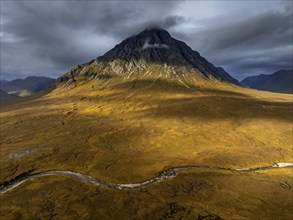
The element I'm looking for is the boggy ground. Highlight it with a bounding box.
[0,77,292,219]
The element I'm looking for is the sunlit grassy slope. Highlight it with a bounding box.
[0,71,292,219]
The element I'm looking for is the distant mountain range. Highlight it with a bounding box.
[241,69,293,94]
[0,76,55,97]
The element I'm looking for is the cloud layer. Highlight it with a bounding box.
[1,0,292,80]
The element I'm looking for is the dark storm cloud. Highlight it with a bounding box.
[177,2,292,79]
[1,1,183,79]
[160,16,188,29]
[0,0,292,80]
[208,12,291,50]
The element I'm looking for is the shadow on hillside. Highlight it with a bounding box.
[98,79,249,98]
[0,109,148,184]
[0,90,51,110]
[91,79,293,122]
[1,79,292,123]
[138,95,292,122]
[1,80,292,183]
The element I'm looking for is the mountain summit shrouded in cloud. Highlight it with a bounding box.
[1,0,292,80]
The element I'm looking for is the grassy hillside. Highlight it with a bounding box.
[0,75,292,219]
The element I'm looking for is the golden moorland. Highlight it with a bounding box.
[0,69,292,219]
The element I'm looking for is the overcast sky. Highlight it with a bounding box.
[1,0,292,80]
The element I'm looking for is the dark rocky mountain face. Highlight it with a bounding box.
[217,67,239,85]
[241,69,293,94]
[57,27,238,87]
[99,28,197,67]
[98,27,237,83]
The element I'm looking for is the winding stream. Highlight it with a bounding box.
[1,162,292,195]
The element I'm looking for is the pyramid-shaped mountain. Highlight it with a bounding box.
[57,27,239,88]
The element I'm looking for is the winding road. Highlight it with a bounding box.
[1,162,292,195]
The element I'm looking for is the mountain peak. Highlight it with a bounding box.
[137,26,172,43]
[57,27,239,87]
[97,28,238,83]
[97,27,176,63]
[143,24,165,31]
